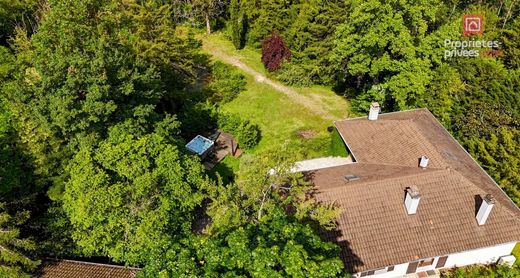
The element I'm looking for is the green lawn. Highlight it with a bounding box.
[208,156,240,185]
[202,32,267,75]
[330,127,349,157]
[200,32,351,160]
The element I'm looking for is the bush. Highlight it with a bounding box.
[261,32,291,72]
[208,61,247,103]
[236,120,261,149]
[180,102,218,139]
[274,63,313,87]
[217,112,242,133]
[443,264,520,278]
[218,113,261,149]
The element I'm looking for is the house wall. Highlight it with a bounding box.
[352,241,517,278]
[443,241,516,268]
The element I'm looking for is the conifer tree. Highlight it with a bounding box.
[0,203,40,277]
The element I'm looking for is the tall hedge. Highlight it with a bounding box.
[229,0,247,50]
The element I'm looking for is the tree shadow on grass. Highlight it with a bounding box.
[207,160,236,185]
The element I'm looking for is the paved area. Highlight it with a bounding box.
[290,156,354,173]
[203,131,240,170]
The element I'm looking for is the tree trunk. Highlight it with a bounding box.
[503,0,517,28]
[205,13,211,34]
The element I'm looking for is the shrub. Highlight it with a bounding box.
[218,113,261,149]
[217,112,242,133]
[261,32,291,72]
[236,120,261,149]
[443,264,520,278]
[274,63,313,87]
[208,61,247,103]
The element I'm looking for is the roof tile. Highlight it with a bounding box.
[310,109,520,272]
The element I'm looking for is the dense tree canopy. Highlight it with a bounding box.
[139,145,343,276]
[63,118,209,264]
[195,208,344,277]
[2,0,202,194]
[0,0,37,45]
[0,0,518,277]
[0,202,40,277]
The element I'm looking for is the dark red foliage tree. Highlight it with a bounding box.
[261,32,291,72]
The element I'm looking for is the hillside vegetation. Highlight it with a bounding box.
[0,0,518,277]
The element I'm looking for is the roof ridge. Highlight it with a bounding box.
[318,166,447,193]
[447,167,520,222]
[334,108,428,123]
[352,161,445,170]
[417,109,520,213]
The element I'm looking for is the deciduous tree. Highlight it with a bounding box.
[192,0,227,34]
[196,208,344,277]
[3,0,202,194]
[262,32,291,72]
[63,118,210,264]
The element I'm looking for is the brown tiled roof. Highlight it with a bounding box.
[37,259,140,278]
[309,109,520,272]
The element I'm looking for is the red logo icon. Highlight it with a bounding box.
[463,14,484,36]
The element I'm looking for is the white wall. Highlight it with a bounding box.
[443,242,516,268]
[352,241,517,278]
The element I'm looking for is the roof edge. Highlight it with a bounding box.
[42,258,141,271]
[333,122,359,163]
[421,109,520,213]
[335,107,519,212]
[333,108,429,165]
[334,108,428,123]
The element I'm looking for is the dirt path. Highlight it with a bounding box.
[202,44,337,121]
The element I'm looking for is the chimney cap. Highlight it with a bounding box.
[406,186,420,199]
[371,102,380,108]
[419,155,430,168]
[484,194,496,204]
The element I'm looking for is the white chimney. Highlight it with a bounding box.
[368,102,380,121]
[419,156,429,168]
[476,194,495,225]
[404,186,421,215]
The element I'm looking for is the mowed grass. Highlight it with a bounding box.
[202,32,267,74]
[224,75,331,158]
[201,32,351,159]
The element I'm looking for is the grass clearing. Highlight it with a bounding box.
[202,32,267,74]
[200,31,351,159]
